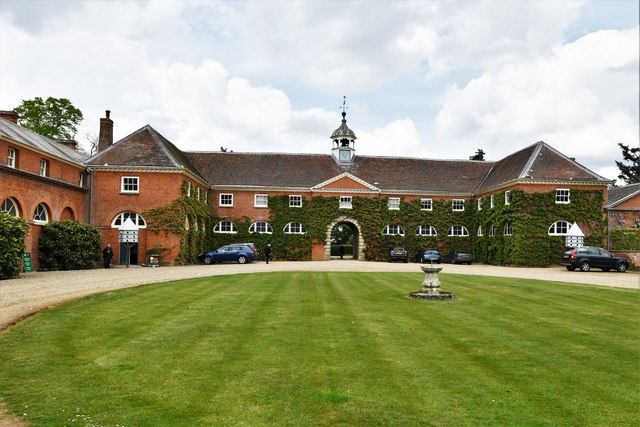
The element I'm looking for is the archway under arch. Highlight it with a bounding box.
[324,216,365,261]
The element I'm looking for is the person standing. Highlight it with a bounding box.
[339,244,345,259]
[264,243,271,264]
[103,243,114,269]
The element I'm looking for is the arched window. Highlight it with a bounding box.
[489,225,495,236]
[111,212,147,228]
[448,225,469,236]
[33,203,49,224]
[504,222,513,236]
[214,220,238,234]
[548,221,570,235]
[249,221,273,234]
[1,197,19,217]
[284,222,306,234]
[477,226,483,236]
[383,224,405,236]
[416,225,437,236]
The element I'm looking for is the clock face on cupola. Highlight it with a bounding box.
[331,99,357,165]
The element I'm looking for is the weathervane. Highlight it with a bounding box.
[340,96,348,114]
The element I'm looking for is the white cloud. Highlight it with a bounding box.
[356,119,423,158]
[435,27,639,176]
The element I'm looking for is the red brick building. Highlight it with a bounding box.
[3,109,629,269]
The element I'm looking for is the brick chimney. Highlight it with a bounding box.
[0,110,19,124]
[98,110,113,152]
[58,139,78,150]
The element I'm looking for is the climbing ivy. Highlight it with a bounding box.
[474,189,606,266]
[142,180,211,265]
[162,187,607,266]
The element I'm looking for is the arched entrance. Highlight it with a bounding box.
[325,217,365,260]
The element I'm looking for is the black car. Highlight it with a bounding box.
[561,246,629,272]
[443,250,473,265]
[388,247,408,263]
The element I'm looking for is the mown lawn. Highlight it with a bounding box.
[0,272,638,426]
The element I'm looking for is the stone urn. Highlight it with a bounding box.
[409,265,454,300]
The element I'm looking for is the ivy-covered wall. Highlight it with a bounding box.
[209,195,474,262]
[474,189,606,266]
[149,187,607,267]
[142,180,211,265]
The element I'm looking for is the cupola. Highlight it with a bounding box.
[331,99,357,165]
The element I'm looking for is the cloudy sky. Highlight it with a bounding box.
[1,0,638,180]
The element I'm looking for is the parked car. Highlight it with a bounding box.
[443,250,473,265]
[413,248,441,264]
[197,243,257,265]
[388,247,408,263]
[560,246,629,272]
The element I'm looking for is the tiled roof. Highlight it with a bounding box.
[0,117,86,165]
[606,183,640,208]
[184,151,494,194]
[477,142,608,192]
[87,125,206,181]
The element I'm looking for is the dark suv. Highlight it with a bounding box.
[561,246,629,272]
[388,247,408,263]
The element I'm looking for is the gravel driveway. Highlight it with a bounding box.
[1,261,638,331]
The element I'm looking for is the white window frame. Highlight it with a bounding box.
[505,190,511,205]
[448,225,469,236]
[219,193,233,207]
[196,187,201,200]
[490,195,494,208]
[452,199,465,212]
[249,221,273,234]
[489,225,495,236]
[186,182,191,197]
[121,176,139,194]
[420,198,433,211]
[340,196,352,209]
[416,225,437,236]
[214,220,238,234]
[504,222,513,235]
[79,173,84,187]
[388,197,400,210]
[289,195,302,208]
[33,203,49,224]
[1,197,19,217]
[111,211,147,228]
[556,189,570,204]
[7,148,15,168]
[39,159,47,177]
[254,194,268,208]
[184,217,190,230]
[477,198,483,210]
[477,225,483,236]
[284,222,306,234]
[548,220,570,235]
[383,224,405,236]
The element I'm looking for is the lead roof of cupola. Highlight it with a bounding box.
[330,112,357,140]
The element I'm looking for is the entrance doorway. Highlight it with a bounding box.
[119,242,139,265]
[325,217,365,260]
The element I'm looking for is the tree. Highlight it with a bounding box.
[469,149,486,161]
[615,143,640,184]
[14,97,83,141]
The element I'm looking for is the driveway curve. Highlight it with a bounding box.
[1,261,638,331]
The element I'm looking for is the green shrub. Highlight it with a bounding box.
[38,221,101,270]
[0,212,29,279]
